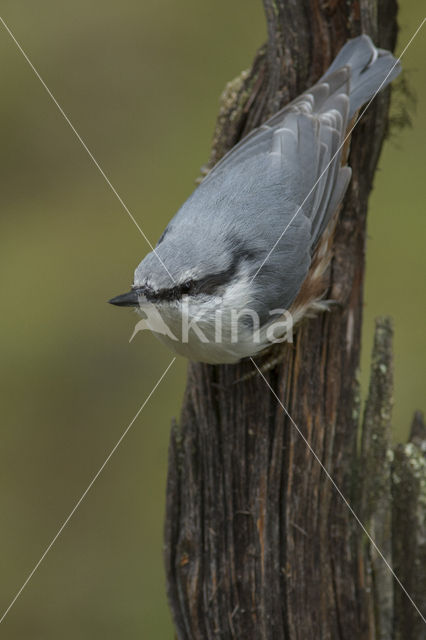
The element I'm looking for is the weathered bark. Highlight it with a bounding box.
[392,411,426,640]
[162,2,426,639]
[359,320,426,640]
[360,318,395,640]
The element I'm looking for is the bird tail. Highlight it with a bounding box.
[321,35,401,118]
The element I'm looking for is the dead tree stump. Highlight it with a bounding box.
[164,1,426,638]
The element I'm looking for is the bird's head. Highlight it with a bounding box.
[108,219,262,349]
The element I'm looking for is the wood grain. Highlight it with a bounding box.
[164,2,401,638]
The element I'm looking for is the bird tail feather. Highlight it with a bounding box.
[321,35,401,118]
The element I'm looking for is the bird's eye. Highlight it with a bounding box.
[180,280,194,295]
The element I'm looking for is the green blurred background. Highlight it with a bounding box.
[0,1,424,637]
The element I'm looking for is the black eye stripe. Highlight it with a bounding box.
[137,280,195,302]
[138,243,260,302]
[180,280,194,294]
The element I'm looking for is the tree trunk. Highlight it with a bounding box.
[164,2,424,638]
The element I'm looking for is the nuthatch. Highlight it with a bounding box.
[110,35,400,364]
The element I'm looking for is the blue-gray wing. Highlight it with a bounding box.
[202,67,352,254]
[159,68,353,314]
[152,36,399,315]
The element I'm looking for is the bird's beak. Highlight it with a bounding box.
[108,290,140,307]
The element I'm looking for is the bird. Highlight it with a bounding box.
[109,35,400,364]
